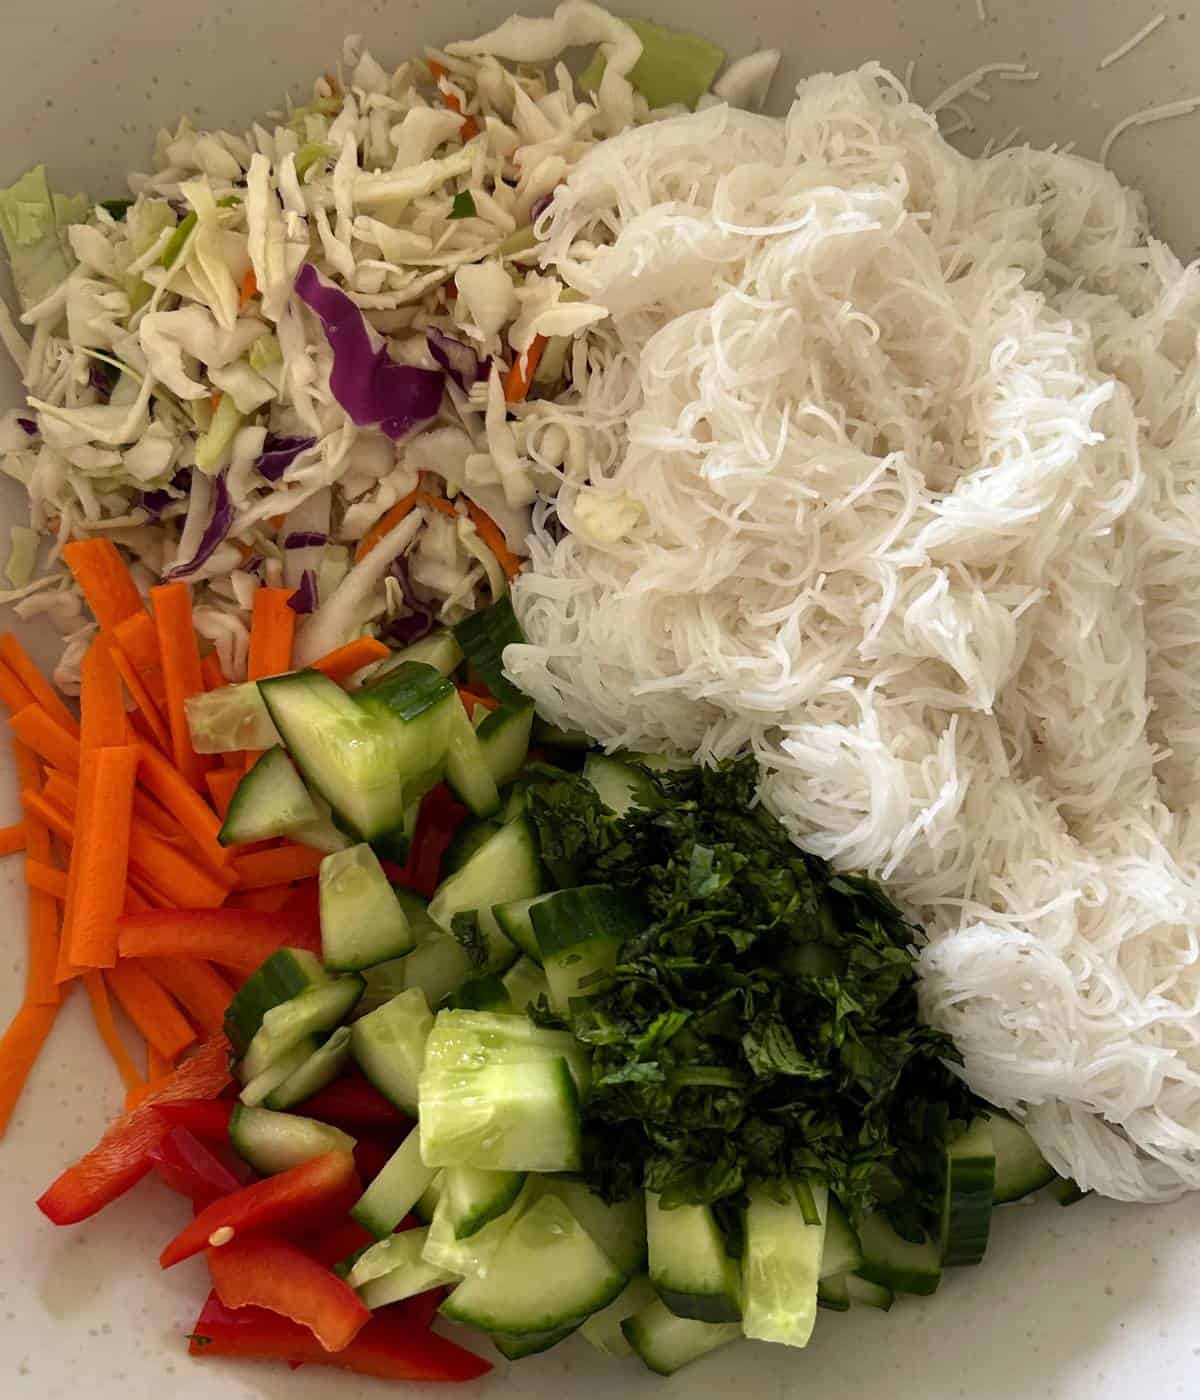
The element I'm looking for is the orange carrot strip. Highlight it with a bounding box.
[109,643,172,752]
[233,844,324,890]
[9,704,81,774]
[239,267,258,307]
[83,970,144,1095]
[54,741,104,985]
[16,750,62,1006]
[106,960,196,1060]
[80,637,128,749]
[135,742,230,874]
[354,490,419,562]
[141,957,234,1033]
[24,859,67,899]
[151,582,212,789]
[0,633,80,737]
[0,657,35,713]
[66,746,139,970]
[247,588,297,681]
[464,500,524,581]
[11,738,42,793]
[460,115,480,141]
[21,789,73,846]
[61,539,144,636]
[205,767,243,820]
[0,1001,59,1137]
[113,610,168,707]
[311,637,391,683]
[201,652,228,691]
[416,491,459,520]
[503,334,547,405]
[148,1044,175,1082]
[43,766,180,843]
[232,884,295,913]
[0,821,25,856]
[126,877,168,911]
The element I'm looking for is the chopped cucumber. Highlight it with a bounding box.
[991,1113,1055,1203]
[371,630,462,680]
[535,1178,648,1278]
[846,1273,894,1310]
[580,1275,658,1358]
[445,703,502,817]
[219,746,319,846]
[441,1192,624,1335]
[742,1181,826,1348]
[530,885,645,1015]
[942,1117,995,1266]
[442,1166,526,1240]
[350,987,433,1116]
[452,597,525,706]
[353,662,459,809]
[447,973,512,1012]
[351,1130,437,1239]
[238,1037,320,1106]
[501,957,551,1013]
[476,704,534,787]
[224,949,329,1056]
[857,1211,942,1296]
[401,933,486,1007]
[349,1228,458,1309]
[423,1183,529,1278]
[359,957,410,1014]
[490,894,551,964]
[392,888,441,942]
[240,975,364,1082]
[414,1170,444,1225]
[492,1326,577,1361]
[263,1025,353,1110]
[423,1010,591,1098]
[622,1297,740,1376]
[819,1194,863,1279]
[230,1104,356,1175]
[289,790,355,854]
[320,843,415,971]
[370,796,421,867]
[647,1193,740,1324]
[185,680,280,753]
[582,753,658,816]
[440,817,502,880]
[428,816,544,948]
[817,1273,850,1311]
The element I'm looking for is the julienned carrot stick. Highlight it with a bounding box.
[9,704,81,774]
[247,588,297,681]
[239,267,258,308]
[25,859,67,899]
[67,746,139,970]
[106,960,196,1060]
[80,637,128,749]
[109,643,172,752]
[113,609,168,708]
[233,844,324,890]
[464,500,524,581]
[0,657,35,713]
[21,789,74,846]
[151,583,211,790]
[126,878,167,912]
[416,491,459,520]
[117,909,300,973]
[62,539,144,636]
[503,334,547,404]
[354,491,419,562]
[17,761,62,1007]
[0,633,80,737]
[312,637,391,682]
[204,768,242,819]
[0,822,25,856]
[141,957,234,1033]
[135,743,229,874]
[200,653,228,691]
[0,1001,59,1137]
[83,970,144,1095]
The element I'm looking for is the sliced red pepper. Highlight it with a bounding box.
[38,1035,232,1226]
[154,1099,235,1142]
[207,1234,370,1353]
[279,878,322,951]
[160,1150,359,1269]
[353,1134,398,1187]
[389,784,468,897]
[306,1217,376,1271]
[296,1074,409,1130]
[187,1294,493,1382]
[148,1127,242,1208]
[401,1285,450,1331]
[118,907,319,972]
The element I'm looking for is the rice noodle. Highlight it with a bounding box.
[506,66,1200,1201]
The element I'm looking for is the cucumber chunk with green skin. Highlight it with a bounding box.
[238,1036,320,1106]
[490,894,551,964]
[372,630,463,680]
[447,974,512,1012]
[991,1113,1055,1202]
[369,796,421,867]
[582,753,658,817]
[224,949,329,1056]
[289,790,354,854]
[392,888,441,942]
[742,1181,826,1347]
[491,1326,578,1361]
[185,680,280,753]
[476,704,534,788]
[580,1275,658,1357]
[857,1211,942,1295]
[445,703,502,817]
[351,1130,436,1239]
[442,1166,526,1240]
[353,663,459,812]
[817,1273,850,1311]
[263,1025,353,1110]
[819,1194,863,1279]
[440,1193,625,1336]
[534,1178,648,1278]
[647,1193,740,1324]
[320,843,415,971]
[423,1010,591,1098]
[400,934,482,1008]
[846,1273,894,1310]
[358,957,409,1014]
[240,975,365,1082]
[349,1228,458,1309]
[419,1058,581,1172]
[350,987,433,1116]
[501,957,551,1013]
[428,816,544,947]
[413,1170,444,1225]
[531,885,647,1016]
[621,1298,741,1376]
[440,817,502,880]
[230,1104,356,1175]
[941,1116,995,1266]
[452,597,525,706]
[219,746,319,845]
[422,1183,530,1278]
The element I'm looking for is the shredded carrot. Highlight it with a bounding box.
[354,490,419,562]
[84,970,144,1095]
[231,884,295,913]
[113,610,168,707]
[24,860,66,899]
[239,267,258,307]
[109,643,172,752]
[0,821,25,856]
[247,588,297,681]
[135,742,230,875]
[210,391,223,414]
[9,704,81,774]
[0,657,35,713]
[427,57,477,137]
[20,782,62,1006]
[80,637,129,749]
[233,843,324,890]
[0,633,80,737]
[311,637,391,683]
[464,500,524,581]
[21,788,74,846]
[126,877,168,911]
[62,539,144,636]
[141,957,234,1033]
[151,583,212,790]
[66,746,139,969]
[106,960,196,1060]
[0,1001,59,1137]
[416,490,459,520]
[503,334,547,404]
[460,115,480,141]
[201,652,228,691]
[204,767,243,820]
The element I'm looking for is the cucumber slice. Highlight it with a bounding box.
[219,746,319,845]
[490,894,551,964]
[846,1273,894,1310]
[423,1010,591,1098]
[230,1104,356,1174]
[476,704,534,787]
[289,790,355,854]
[817,1273,850,1311]
[359,957,409,1015]
[400,934,480,1007]
[445,703,502,818]
[428,816,544,945]
[452,597,525,707]
[185,680,280,753]
[582,753,658,817]
[224,949,329,1056]
[354,663,460,809]
[991,1113,1055,1203]
[414,1170,444,1225]
[263,1025,353,1110]
[350,987,433,1116]
[501,957,551,1013]
[369,630,462,681]
[320,844,415,971]
[441,1192,624,1335]
[392,888,441,942]
[423,1183,529,1278]
[440,817,502,880]
[580,1275,657,1358]
[857,1211,941,1296]
[941,1116,995,1266]
[349,1228,458,1309]
[351,1130,437,1239]
[742,1181,826,1347]
[535,1178,648,1278]
[238,1036,320,1107]
[447,974,513,1012]
[819,1194,863,1279]
[491,1326,577,1360]
[369,796,421,867]
[442,1166,526,1239]
[240,975,365,1082]
[647,1193,740,1324]
[622,1298,740,1376]
[530,885,645,1015]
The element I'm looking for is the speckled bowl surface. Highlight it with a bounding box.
[2,2,1199,1396]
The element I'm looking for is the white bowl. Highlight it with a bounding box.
[2,2,1199,1396]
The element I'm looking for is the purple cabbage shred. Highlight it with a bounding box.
[16,418,38,436]
[287,569,319,614]
[426,329,489,394]
[256,434,317,482]
[282,531,329,549]
[162,470,234,581]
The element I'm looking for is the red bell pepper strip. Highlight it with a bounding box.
[388,784,468,897]
[38,1035,232,1225]
[160,1150,359,1268]
[118,908,321,972]
[207,1234,371,1353]
[187,1294,493,1382]
[154,1098,235,1142]
[296,1074,409,1130]
[353,1134,398,1187]
[306,1217,377,1271]
[402,1285,450,1331]
[148,1127,243,1208]
[279,879,322,950]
